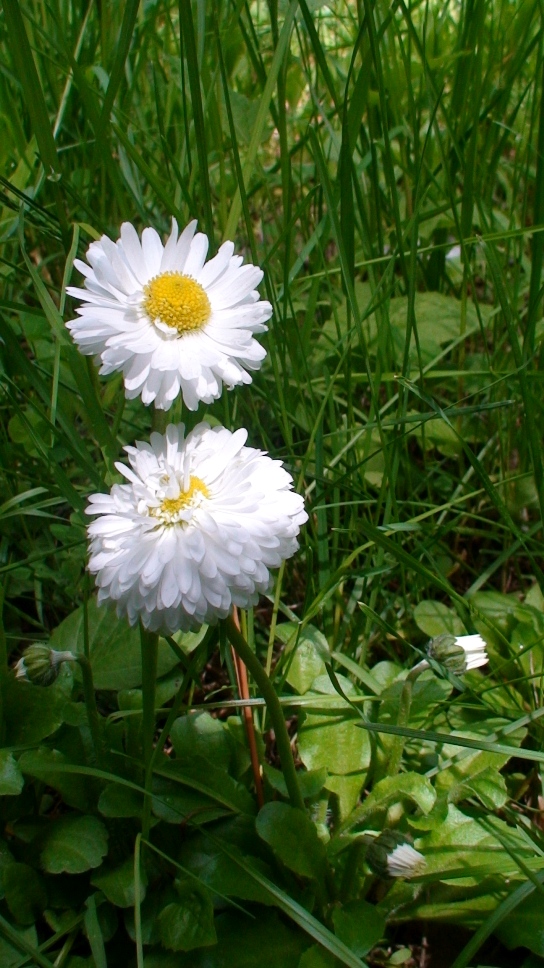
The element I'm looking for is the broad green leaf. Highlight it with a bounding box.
[264,765,328,801]
[495,892,544,956]
[332,900,386,957]
[158,882,216,952]
[179,839,275,906]
[342,772,436,829]
[4,678,69,746]
[256,802,327,880]
[170,712,233,771]
[98,783,143,819]
[413,601,465,638]
[0,752,23,796]
[387,292,488,367]
[92,857,146,908]
[4,863,47,924]
[298,947,337,968]
[154,758,256,817]
[434,719,527,809]
[378,672,452,728]
[151,775,230,826]
[19,749,92,811]
[298,700,371,819]
[275,623,329,695]
[166,910,309,968]
[40,816,108,874]
[49,598,178,690]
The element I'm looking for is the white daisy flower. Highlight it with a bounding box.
[429,632,488,673]
[66,220,271,410]
[386,843,426,879]
[86,423,307,633]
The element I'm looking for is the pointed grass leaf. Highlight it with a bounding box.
[40,816,108,874]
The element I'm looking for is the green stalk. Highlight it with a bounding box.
[225,615,304,811]
[140,625,159,840]
[384,660,428,777]
[0,583,6,745]
[75,655,104,768]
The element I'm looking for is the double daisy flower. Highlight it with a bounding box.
[68,219,307,632]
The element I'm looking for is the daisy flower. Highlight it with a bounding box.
[66,220,271,410]
[86,423,307,632]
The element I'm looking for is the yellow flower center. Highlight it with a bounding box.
[152,476,209,524]
[143,272,211,334]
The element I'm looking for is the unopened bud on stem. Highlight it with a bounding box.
[428,633,487,675]
[15,645,76,686]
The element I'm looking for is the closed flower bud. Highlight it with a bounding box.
[15,645,75,686]
[366,830,425,879]
[428,632,487,675]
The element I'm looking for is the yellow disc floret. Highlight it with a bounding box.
[152,476,210,525]
[143,272,211,334]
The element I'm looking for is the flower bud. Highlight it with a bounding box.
[428,632,487,675]
[15,645,75,686]
[366,830,425,879]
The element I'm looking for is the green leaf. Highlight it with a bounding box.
[276,623,329,695]
[0,752,23,796]
[256,802,327,880]
[170,712,233,771]
[4,863,47,925]
[0,923,39,968]
[50,598,178,690]
[332,901,386,957]
[40,816,108,874]
[264,765,328,801]
[98,783,143,819]
[92,857,146,908]
[413,601,465,638]
[3,678,69,746]
[179,839,275,906]
[298,947,338,968]
[154,758,256,817]
[151,775,230,826]
[168,910,309,968]
[342,773,436,830]
[158,882,216,952]
[19,749,92,811]
[298,702,371,817]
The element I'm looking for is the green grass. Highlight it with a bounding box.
[1,0,544,965]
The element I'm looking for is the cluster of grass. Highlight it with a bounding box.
[1,0,544,966]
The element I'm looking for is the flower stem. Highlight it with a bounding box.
[75,655,104,767]
[385,660,429,777]
[225,615,304,812]
[140,625,159,839]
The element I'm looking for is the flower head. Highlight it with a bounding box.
[67,220,271,410]
[86,423,307,632]
[366,830,426,879]
[15,644,75,686]
[429,632,488,674]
